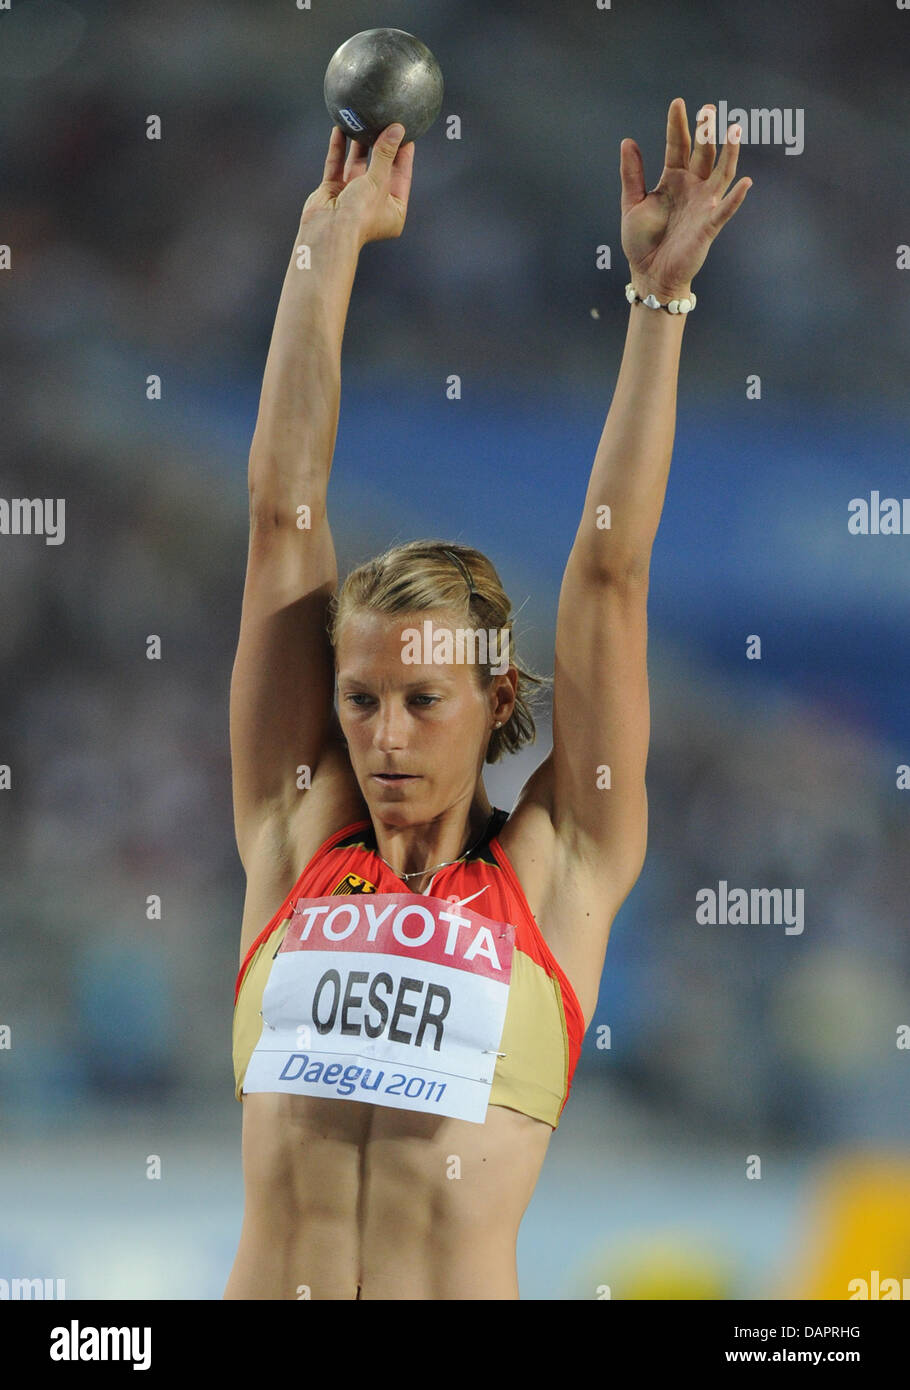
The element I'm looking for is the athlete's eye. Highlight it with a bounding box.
[344,693,438,707]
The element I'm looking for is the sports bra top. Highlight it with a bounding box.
[232,807,586,1128]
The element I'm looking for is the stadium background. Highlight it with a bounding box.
[1,0,908,1299]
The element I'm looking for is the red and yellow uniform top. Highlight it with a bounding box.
[232,807,586,1128]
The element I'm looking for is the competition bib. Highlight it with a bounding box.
[242,892,515,1123]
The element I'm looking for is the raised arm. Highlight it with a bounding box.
[543,99,752,917]
[230,123,414,870]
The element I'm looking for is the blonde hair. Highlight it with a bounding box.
[327,539,550,764]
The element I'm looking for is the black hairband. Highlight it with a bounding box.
[441,547,477,598]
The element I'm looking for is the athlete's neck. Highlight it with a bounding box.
[372,795,495,889]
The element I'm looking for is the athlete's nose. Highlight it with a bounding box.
[372,700,410,751]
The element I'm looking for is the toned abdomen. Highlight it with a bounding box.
[225,1092,551,1300]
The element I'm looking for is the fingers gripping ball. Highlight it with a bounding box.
[324,28,444,146]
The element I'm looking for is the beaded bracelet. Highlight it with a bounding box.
[626,282,697,314]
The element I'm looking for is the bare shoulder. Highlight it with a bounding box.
[496,750,632,1026]
[236,721,368,965]
[284,726,369,879]
[494,761,557,918]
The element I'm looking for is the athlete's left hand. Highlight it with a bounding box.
[620,97,752,303]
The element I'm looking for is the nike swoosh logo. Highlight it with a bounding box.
[448,885,490,908]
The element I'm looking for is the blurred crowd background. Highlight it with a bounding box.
[1,0,909,1299]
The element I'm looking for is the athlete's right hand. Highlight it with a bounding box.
[300,124,415,246]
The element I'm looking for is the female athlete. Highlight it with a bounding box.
[224,99,750,1300]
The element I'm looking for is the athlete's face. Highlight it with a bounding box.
[335,609,513,819]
